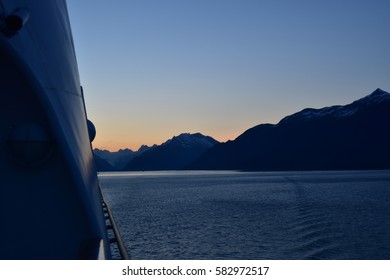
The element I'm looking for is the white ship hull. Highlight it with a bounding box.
[0,0,117,259]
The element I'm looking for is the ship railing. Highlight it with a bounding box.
[100,189,130,260]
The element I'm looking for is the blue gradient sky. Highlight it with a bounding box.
[67,0,390,151]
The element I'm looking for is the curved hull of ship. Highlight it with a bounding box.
[0,0,109,259]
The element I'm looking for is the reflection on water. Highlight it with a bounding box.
[99,170,390,259]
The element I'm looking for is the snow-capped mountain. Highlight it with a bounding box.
[280,88,390,123]
[162,133,218,149]
[189,88,390,170]
[125,133,219,171]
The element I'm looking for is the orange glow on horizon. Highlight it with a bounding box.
[92,131,239,152]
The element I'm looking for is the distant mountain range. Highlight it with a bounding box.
[94,133,219,171]
[94,145,154,171]
[125,133,219,171]
[95,88,390,171]
[189,88,390,170]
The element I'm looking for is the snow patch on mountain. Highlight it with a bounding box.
[162,133,218,149]
[280,88,390,124]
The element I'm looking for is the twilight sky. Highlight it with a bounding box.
[67,0,390,151]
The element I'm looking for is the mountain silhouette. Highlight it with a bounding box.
[189,88,390,171]
[93,146,155,171]
[125,133,219,171]
[94,153,115,171]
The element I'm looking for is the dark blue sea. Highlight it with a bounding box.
[99,170,390,260]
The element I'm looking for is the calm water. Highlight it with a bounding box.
[99,170,390,259]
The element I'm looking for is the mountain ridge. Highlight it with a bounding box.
[95,88,390,171]
[189,88,390,171]
[124,133,219,171]
[93,145,155,171]
[94,133,219,171]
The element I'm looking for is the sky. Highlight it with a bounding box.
[67,0,390,151]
